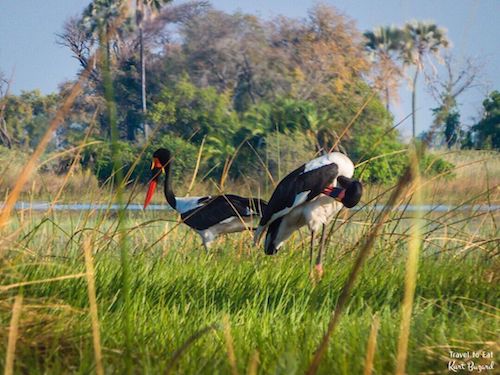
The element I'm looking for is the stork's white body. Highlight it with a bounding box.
[174,196,262,248]
[265,195,343,251]
[257,152,355,253]
[198,216,256,248]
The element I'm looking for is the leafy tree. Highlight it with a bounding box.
[81,0,128,59]
[0,71,13,148]
[180,9,271,112]
[467,91,500,149]
[1,90,58,149]
[78,0,131,139]
[345,89,406,183]
[443,110,461,148]
[14,3,466,187]
[149,74,238,142]
[270,4,369,101]
[149,75,240,175]
[114,58,143,141]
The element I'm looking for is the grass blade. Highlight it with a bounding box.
[165,323,218,375]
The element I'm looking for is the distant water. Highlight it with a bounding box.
[11,202,171,211]
[6,202,499,212]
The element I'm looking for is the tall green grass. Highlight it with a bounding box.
[1,199,497,374]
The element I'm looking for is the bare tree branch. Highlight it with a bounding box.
[0,70,14,148]
[427,53,483,105]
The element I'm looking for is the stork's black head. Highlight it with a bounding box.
[152,148,172,169]
[337,176,363,208]
[144,148,173,209]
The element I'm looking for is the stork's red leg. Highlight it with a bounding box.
[309,230,315,274]
[315,224,327,279]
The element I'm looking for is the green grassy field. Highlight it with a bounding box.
[1,191,498,374]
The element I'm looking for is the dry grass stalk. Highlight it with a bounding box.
[4,294,23,375]
[0,273,86,293]
[187,137,206,195]
[247,350,260,375]
[363,314,380,375]
[83,236,104,375]
[223,314,239,375]
[220,139,246,190]
[395,149,422,375]
[48,113,98,213]
[355,149,408,169]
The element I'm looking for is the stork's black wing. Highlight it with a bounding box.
[181,195,267,231]
[258,163,339,228]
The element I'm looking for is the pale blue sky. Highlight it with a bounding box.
[1,0,498,138]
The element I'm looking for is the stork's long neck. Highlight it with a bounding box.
[163,161,177,209]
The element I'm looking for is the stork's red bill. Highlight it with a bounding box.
[143,157,163,209]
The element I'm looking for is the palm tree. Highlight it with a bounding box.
[363,26,404,111]
[81,0,128,138]
[400,21,449,139]
[81,0,126,60]
[135,0,172,140]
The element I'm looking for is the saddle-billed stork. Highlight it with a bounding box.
[254,151,362,277]
[144,148,268,249]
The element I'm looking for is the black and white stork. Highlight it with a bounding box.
[254,152,362,276]
[144,148,267,249]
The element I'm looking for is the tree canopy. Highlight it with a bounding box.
[1,2,474,186]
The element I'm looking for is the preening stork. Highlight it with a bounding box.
[144,148,268,249]
[254,152,362,276]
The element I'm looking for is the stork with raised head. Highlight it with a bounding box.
[254,152,362,276]
[144,148,267,249]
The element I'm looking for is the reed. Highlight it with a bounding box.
[223,314,239,375]
[247,350,260,375]
[4,295,23,375]
[395,146,423,375]
[363,314,380,375]
[83,236,104,375]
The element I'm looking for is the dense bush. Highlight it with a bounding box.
[420,153,455,178]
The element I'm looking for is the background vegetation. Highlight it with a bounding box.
[2,1,496,194]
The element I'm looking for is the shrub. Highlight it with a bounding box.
[420,153,455,179]
[82,140,136,185]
